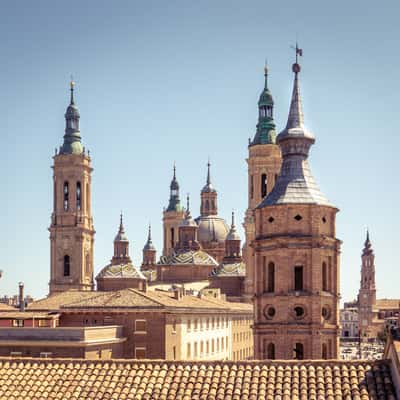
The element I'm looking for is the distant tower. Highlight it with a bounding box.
[142,224,157,269]
[253,50,341,360]
[49,81,95,294]
[243,63,282,301]
[163,164,185,256]
[200,161,218,216]
[196,161,229,262]
[177,196,200,251]
[358,231,377,338]
[112,213,131,265]
[224,212,242,262]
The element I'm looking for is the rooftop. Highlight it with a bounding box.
[0,358,395,399]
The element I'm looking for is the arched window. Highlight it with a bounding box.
[293,343,304,360]
[86,183,89,213]
[261,174,267,198]
[322,343,328,359]
[322,262,328,291]
[63,182,69,211]
[205,200,209,211]
[250,175,254,199]
[63,255,70,277]
[170,227,175,249]
[267,343,275,359]
[265,262,275,292]
[76,182,81,211]
[294,265,303,291]
[266,105,272,118]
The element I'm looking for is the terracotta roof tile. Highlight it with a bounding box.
[0,358,395,399]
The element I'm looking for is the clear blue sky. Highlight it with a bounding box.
[2,1,399,302]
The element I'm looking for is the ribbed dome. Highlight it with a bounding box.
[196,216,229,243]
[96,263,145,279]
[159,249,218,266]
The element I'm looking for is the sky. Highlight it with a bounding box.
[1,1,399,302]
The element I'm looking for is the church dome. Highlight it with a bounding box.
[159,249,218,267]
[196,216,229,243]
[96,262,145,279]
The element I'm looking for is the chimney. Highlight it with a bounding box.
[174,288,183,300]
[18,282,25,312]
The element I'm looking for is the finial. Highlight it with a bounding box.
[291,43,303,74]
[148,223,152,240]
[206,158,211,185]
[264,58,269,88]
[69,75,75,105]
[173,161,176,179]
[119,211,124,232]
[186,194,190,212]
[366,228,370,243]
[231,210,236,228]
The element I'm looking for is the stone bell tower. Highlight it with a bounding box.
[49,81,95,294]
[162,164,185,256]
[243,64,282,301]
[253,48,341,360]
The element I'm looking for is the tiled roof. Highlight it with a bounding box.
[210,262,246,277]
[0,311,59,319]
[159,250,218,266]
[0,358,396,400]
[96,263,146,280]
[0,303,15,311]
[376,299,400,309]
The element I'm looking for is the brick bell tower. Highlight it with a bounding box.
[253,47,341,360]
[162,164,185,256]
[243,63,282,301]
[358,231,377,338]
[49,81,95,294]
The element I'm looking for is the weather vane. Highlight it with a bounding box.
[291,42,303,64]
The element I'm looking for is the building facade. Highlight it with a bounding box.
[252,53,341,360]
[49,82,95,294]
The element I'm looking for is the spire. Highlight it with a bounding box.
[258,45,331,208]
[226,211,240,241]
[60,78,83,155]
[202,159,216,193]
[250,61,276,146]
[363,229,373,255]
[143,223,156,251]
[166,163,182,212]
[115,212,128,242]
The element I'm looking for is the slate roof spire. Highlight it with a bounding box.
[166,162,182,212]
[258,46,332,207]
[60,78,83,155]
[250,61,277,146]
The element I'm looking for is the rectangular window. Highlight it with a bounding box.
[135,319,146,333]
[187,343,191,358]
[135,347,146,359]
[250,175,254,199]
[37,319,49,327]
[173,346,176,360]
[187,319,191,332]
[294,266,303,291]
[194,319,198,331]
[194,342,198,358]
[12,319,24,327]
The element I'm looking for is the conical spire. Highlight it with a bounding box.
[363,229,373,255]
[115,212,128,242]
[259,45,332,208]
[250,61,276,146]
[202,159,216,193]
[227,211,240,241]
[166,163,182,212]
[60,79,83,155]
[143,223,156,251]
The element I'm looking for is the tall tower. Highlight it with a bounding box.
[358,231,377,338]
[243,64,282,300]
[200,161,218,216]
[49,81,95,294]
[112,213,131,265]
[162,164,185,256]
[253,50,341,360]
[142,224,157,269]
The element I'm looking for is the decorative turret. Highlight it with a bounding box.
[250,63,276,146]
[166,163,182,212]
[142,224,157,267]
[178,195,200,251]
[112,213,131,264]
[258,48,331,208]
[224,211,241,261]
[60,80,83,155]
[200,161,218,216]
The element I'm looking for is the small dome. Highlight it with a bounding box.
[96,263,146,279]
[258,88,274,106]
[201,182,216,193]
[115,231,129,242]
[65,103,80,118]
[159,249,218,267]
[196,216,229,243]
